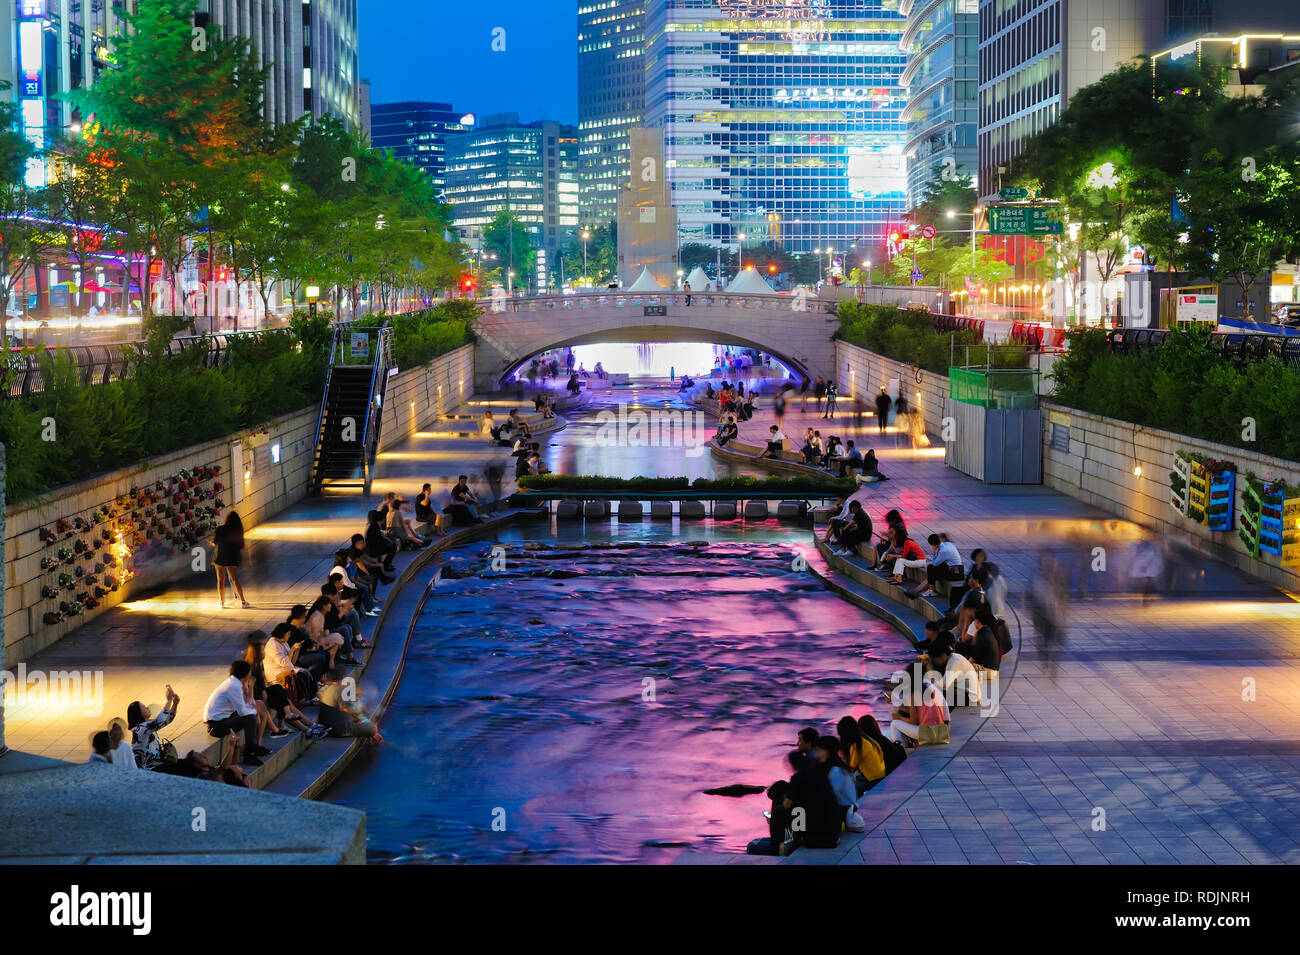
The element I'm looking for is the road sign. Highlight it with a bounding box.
[910,268,923,283]
[999,187,1029,200]
[989,204,1063,235]
[921,225,936,239]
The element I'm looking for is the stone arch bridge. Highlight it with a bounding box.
[472,290,842,391]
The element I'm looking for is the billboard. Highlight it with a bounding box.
[847,146,905,199]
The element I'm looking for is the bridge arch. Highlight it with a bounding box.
[472,291,840,392]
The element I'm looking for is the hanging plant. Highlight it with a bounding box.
[40,584,59,600]
[58,572,75,590]
[56,518,72,536]
[40,556,57,571]
[43,611,64,626]
[39,526,57,545]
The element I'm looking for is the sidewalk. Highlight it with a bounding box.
[730,401,1300,864]
[2,399,555,767]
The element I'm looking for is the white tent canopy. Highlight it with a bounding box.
[726,268,776,295]
[626,267,665,292]
[685,266,712,291]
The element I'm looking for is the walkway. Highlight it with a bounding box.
[725,398,1300,864]
[2,396,561,769]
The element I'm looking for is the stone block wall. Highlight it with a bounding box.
[378,344,474,451]
[1041,403,1300,591]
[834,340,950,440]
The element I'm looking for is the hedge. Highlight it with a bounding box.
[1049,326,1300,462]
[516,474,856,495]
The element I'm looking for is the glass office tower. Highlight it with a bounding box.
[370,102,473,198]
[643,0,909,258]
[578,0,646,228]
[900,0,978,208]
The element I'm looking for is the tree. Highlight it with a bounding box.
[0,81,53,339]
[482,210,535,288]
[46,139,122,317]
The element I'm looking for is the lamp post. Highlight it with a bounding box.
[947,207,982,274]
[738,231,747,273]
[581,229,590,285]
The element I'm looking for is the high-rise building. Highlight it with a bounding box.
[370,102,474,197]
[976,0,1297,202]
[578,0,646,229]
[0,0,139,185]
[443,114,580,262]
[900,0,979,209]
[617,128,679,286]
[643,0,910,258]
[195,0,360,129]
[359,77,371,141]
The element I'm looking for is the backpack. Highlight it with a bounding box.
[284,669,318,708]
[993,618,1013,657]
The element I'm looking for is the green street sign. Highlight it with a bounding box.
[999,187,1030,200]
[989,204,1064,235]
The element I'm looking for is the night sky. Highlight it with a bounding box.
[361,0,578,123]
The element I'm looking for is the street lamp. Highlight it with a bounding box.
[946,207,982,273]
[738,231,747,272]
[581,229,591,285]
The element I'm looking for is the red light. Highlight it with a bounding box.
[768,264,777,273]
[889,231,900,242]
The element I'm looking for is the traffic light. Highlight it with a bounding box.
[768,263,777,274]
[889,228,910,242]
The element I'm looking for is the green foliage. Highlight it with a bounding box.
[835,302,982,374]
[1050,327,1300,460]
[0,330,324,503]
[389,301,477,368]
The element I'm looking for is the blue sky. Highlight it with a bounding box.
[360,0,578,123]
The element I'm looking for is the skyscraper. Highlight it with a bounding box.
[370,102,474,197]
[443,114,580,263]
[975,0,1297,202]
[643,0,909,258]
[196,0,361,129]
[578,0,646,228]
[900,0,979,209]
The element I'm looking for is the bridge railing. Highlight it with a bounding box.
[481,291,831,314]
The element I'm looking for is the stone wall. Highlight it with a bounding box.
[378,344,474,451]
[4,408,317,667]
[1041,404,1300,591]
[834,340,949,439]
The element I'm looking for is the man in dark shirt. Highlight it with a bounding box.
[874,388,892,435]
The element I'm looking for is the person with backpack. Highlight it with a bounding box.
[127,685,180,770]
[822,379,837,419]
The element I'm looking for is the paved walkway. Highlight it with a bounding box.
[2,395,560,765]
[727,399,1300,864]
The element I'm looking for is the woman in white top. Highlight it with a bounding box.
[107,718,139,770]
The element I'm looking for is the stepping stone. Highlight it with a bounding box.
[714,502,738,520]
[583,500,610,518]
[811,505,838,522]
[616,500,643,521]
[680,501,706,520]
[743,501,769,520]
[556,500,581,519]
[777,501,807,520]
[649,501,673,520]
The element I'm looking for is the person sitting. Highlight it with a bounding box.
[761,425,786,459]
[837,715,886,795]
[331,552,378,616]
[813,735,864,832]
[414,484,445,538]
[857,714,907,775]
[200,660,270,766]
[479,410,495,438]
[886,533,928,585]
[567,374,581,396]
[527,451,549,476]
[821,435,843,471]
[297,601,346,670]
[855,448,889,484]
[127,686,180,771]
[946,549,991,613]
[929,633,981,707]
[705,382,715,399]
[839,440,863,477]
[872,510,907,568]
[955,605,1003,671]
[317,583,365,657]
[800,428,823,465]
[906,533,967,598]
[832,500,872,556]
[533,392,548,413]
[365,510,399,570]
[716,415,739,447]
[387,497,429,549]
[764,753,841,855]
[348,535,394,584]
[159,740,237,780]
[887,669,950,748]
[739,393,755,422]
[316,669,384,743]
[447,475,483,524]
[86,730,112,765]
[795,727,820,762]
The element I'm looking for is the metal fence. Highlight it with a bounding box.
[3,329,290,398]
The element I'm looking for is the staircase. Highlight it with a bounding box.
[310,324,394,494]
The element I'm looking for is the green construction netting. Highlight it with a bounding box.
[949,367,1039,409]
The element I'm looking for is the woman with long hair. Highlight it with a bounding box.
[837,715,885,795]
[127,685,180,770]
[857,713,907,775]
[212,511,250,609]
